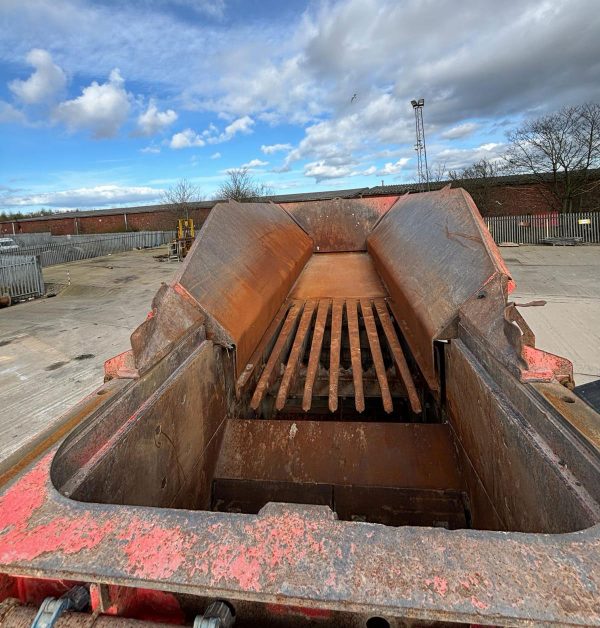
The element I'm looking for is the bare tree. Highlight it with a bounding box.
[162,178,203,220]
[427,161,448,183]
[216,168,274,202]
[505,104,600,212]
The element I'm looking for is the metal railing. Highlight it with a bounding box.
[0,255,45,300]
[485,212,600,244]
[0,231,174,267]
[11,233,53,247]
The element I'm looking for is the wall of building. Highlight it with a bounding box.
[1,207,212,236]
[2,179,599,235]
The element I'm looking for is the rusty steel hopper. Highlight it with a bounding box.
[0,188,599,627]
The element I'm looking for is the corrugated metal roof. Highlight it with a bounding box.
[263,187,367,203]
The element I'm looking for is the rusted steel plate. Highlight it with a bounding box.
[367,188,511,390]
[289,252,387,299]
[236,301,291,398]
[533,381,600,452]
[251,302,303,411]
[130,284,205,375]
[275,300,316,411]
[373,298,422,414]
[302,299,330,412]
[345,298,364,413]
[280,197,399,252]
[175,201,312,375]
[215,420,463,490]
[56,340,229,511]
[1,455,600,626]
[213,479,469,529]
[446,339,600,533]
[328,299,343,412]
[359,299,392,413]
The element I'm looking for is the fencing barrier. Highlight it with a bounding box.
[0,231,175,268]
[484,212,600,244]
[0,255,45,300]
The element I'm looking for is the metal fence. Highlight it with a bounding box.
[485,212,600,244]
[0,255,45,300]
[11,233,53,247]
[0,231,174,267]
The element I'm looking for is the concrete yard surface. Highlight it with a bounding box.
[0,248,178,470]
[504,245,600,385]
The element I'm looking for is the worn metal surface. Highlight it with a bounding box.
[368,187,514,391]
[250,302,302,411]
[130,283,206,375]
[0,454,600,625]
[52,335,225,510]
[176,201,312,375]
[280,196,398,252]
[360,299,392,413]
[289,252,387,299]
[346,298,364,413]
[446,338,600,533]
[248,297,419,415]
[275,300,316,411]
[302,299,329,412]
[533,381,600,452]
[373,299,421,414]
[328,299,343,412]
[215,420,463,489]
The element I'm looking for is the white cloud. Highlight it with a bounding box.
[140,145,160,154]
[2,185,162,209]
[166,0,226,19]
[9,49,66,105]
[434,142,506,172]
[53,69,130,138]
[378,158,411,175]
[136,100,177,136]
[304,161,354,182]
[210,151,221,159]
[0,100,27,124]
[207,115,254,143]
[241,158,268,169]
[261,143,292,154]
[170,128,205,149]
[441,122,479,140]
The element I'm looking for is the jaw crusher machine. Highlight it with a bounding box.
[0,187,599,627]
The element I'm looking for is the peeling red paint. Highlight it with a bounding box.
[0,456,49,529]
[521,345,573,383]
[0,456,113,562]
[119,521,197,581]
[425,576,448,597]
[471,596,490,610]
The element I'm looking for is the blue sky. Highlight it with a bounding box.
[1,0,600,213]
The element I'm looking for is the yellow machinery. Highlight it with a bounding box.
[170,218,195,261]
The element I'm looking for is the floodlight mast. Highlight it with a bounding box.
[411,98,430,192]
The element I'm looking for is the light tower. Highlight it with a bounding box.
[411,98,430,192]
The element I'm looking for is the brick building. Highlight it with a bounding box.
[2,173,599,236]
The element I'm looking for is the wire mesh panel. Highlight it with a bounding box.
[0,255,45,300]
[11,233,53,247]
[485,213,600,244]
[0,231,175,267]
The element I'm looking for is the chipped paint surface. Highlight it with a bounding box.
[0,453,599,625]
